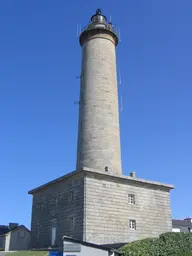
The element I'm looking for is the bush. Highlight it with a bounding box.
[121,232,192,256]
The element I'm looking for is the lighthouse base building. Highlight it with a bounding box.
[28,9,174,248]
[29,167,173,248]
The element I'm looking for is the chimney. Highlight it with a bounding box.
[130,172,136,178]
[9,223,18,230]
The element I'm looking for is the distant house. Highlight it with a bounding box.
[0,225,9,236]
[172,217,192,232]
[0,223,31,251]
[0,225,9,249]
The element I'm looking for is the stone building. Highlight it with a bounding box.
[28,9,174,248]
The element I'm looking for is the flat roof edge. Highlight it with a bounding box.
[83,167,175,190]
[28,170,80,194]
[28,167,174,194]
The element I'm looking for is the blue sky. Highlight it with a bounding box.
[0,0,191,228]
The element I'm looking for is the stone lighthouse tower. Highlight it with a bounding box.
[29,9,174,248]
[76,9,122,175]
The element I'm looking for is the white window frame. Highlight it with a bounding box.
[128,194,135,204]
[129,219,136,230]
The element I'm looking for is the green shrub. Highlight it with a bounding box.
[121,232,192,256]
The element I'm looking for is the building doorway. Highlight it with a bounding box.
[51,219,57,246]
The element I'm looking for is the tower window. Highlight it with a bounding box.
[105,166,109,172]
[80,121,83,130]
[128,194,135,204]
[81,92,84,101]
[129,220,136,230]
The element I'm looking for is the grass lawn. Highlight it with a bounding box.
[6,252,49,256]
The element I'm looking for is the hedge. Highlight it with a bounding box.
[121,232,192,256]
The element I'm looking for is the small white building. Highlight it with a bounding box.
[0,225,31,251]
[63,236,123,256]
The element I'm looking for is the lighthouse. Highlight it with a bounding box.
[29,9,174,248]
[76,9,122,175]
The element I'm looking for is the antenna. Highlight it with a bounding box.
[120,95,123,111]
[76,24,79,38]
[118,68,123,112]
[109,16,112,22]
[76,72,83,79]
[119,68,122,85]
[119,28,121,43]
[76,24,82,38]
[79,24,82,36]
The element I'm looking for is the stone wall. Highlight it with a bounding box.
[76,34,122,176]
[84,172,172,244]
[30,172,85,248]
[29,169,173,247]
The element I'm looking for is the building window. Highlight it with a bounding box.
[128,194,135,204]
[36,203,45,210]
[68,191,75,201]
[37,222,40,238]
[69,217,75,228]
[129,220,136,230]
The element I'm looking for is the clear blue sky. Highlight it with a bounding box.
[0,0,191,228]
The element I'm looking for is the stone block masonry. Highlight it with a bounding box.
[29,171,85,248]
[84,169,173,244]
[28,168,174,247]
[76,32,122,176]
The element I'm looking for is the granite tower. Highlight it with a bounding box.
[76,9,122,175]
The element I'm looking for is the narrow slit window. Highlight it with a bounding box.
[69,217,75,228]
[68,191,75,201]
[81,92,84,102]
[80,121,83,130]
